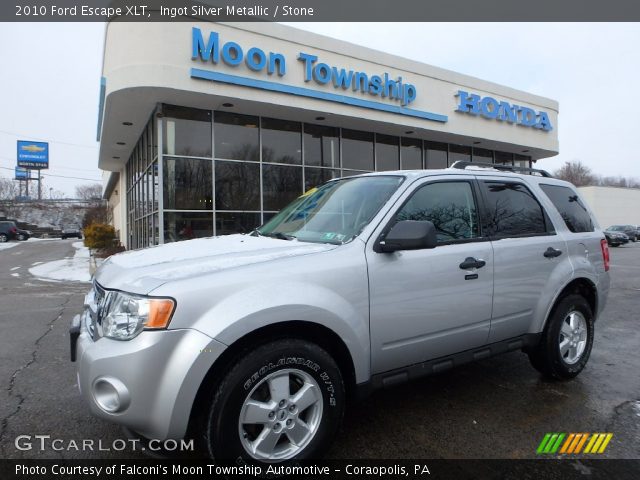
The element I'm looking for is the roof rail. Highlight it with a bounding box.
[449,161,552,178]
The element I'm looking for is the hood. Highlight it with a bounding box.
[94,234,337,294]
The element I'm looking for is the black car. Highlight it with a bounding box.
[16,228,31,241]
[0,221,18,242]
[607,225,637,242]
[604,229,629,247]
[61,224,82,239]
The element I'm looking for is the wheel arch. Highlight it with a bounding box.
[186,320,357,438]
[544,277,598,331]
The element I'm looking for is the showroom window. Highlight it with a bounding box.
[375,134,400,171]
[124,106,539,249]
[342,129,374,171]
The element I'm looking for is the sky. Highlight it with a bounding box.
[1,22,639,197]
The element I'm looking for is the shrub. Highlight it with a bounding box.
[84,223,117,250]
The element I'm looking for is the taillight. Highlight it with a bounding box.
[9,227,16,233]
[600,238,610,272]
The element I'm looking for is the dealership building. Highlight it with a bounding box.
[98,22,559,249]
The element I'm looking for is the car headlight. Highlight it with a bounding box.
[101,291,175,341]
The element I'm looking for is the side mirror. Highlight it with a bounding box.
[376,220,438,253]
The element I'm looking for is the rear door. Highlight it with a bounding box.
[367,176,494,374]
[477,177,569,342]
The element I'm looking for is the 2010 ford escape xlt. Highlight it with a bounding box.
[70,163,610,462]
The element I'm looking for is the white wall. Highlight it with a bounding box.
[578,186,640,228]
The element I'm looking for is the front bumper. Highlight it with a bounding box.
[71,310,227,440]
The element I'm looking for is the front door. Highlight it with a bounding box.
[367,177,494,374]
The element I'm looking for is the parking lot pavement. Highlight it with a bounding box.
[0,240,638,459]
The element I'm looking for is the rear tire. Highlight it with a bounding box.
[0,234,7,243]
[199,339,345,463]
[528,294,594,380]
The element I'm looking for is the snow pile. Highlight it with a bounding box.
[0,242,19,251]
[2,202,86,229]
[29,241,91,282]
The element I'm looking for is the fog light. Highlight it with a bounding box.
[93,377,130,413]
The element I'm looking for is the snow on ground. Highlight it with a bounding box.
[0,242,19,251]
[26,237,59,242]
[28,241,91,282]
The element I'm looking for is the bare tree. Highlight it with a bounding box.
[553,161,595,187]
[595,175,640,188]
[0,177,19,200]
[75,183,103,202]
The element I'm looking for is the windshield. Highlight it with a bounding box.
[257,176,404,244]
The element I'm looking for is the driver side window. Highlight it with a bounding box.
[396,181,480,243]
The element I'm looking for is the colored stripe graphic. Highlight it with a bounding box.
[536,433,552,454]
[538,433,613,454]
[559,433,576,454]
[583,433,599,453]
[597,433,613,453]
[573,433,589,453]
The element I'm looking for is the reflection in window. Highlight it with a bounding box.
[163,212,213,243]
[262,164,303,211]
[449,144,471,165]
[514,154,531,169]
[304,168,340,191]
[163,157,212,210]
[396,182,479,242]
[259,176,403,244]
[494,151,514,165]
[342,129,374,171]
[540,184,593,233]
[401,137,422,170]
[472,147,493,164]
[216,212,261,236]
[162,105,212,158]
[214,112,259,161]
[304,124,339,168]
[375,134,400,171]
[425,141,448,169]
[215,161,260,210]
[481,182,547,237]
[261,118,302,165]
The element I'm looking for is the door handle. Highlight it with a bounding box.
[459,257,486,270]
[543,247,563,258]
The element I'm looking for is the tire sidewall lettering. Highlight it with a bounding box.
[242,355,338,408]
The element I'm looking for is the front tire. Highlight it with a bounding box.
[528,294,594,379]
[201,339,345,463]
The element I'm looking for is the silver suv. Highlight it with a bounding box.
[70,164,610,462]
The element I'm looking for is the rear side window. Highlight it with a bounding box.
[395,181,480,243]
[540,184,594,233]
[480,181,548,237]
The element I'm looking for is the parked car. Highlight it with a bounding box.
[606,224,637,242]
[0,221,18,242]
[16,228,31,241]
[71,165,610,462]
[604,229,629,247]
[61,224,82,239]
